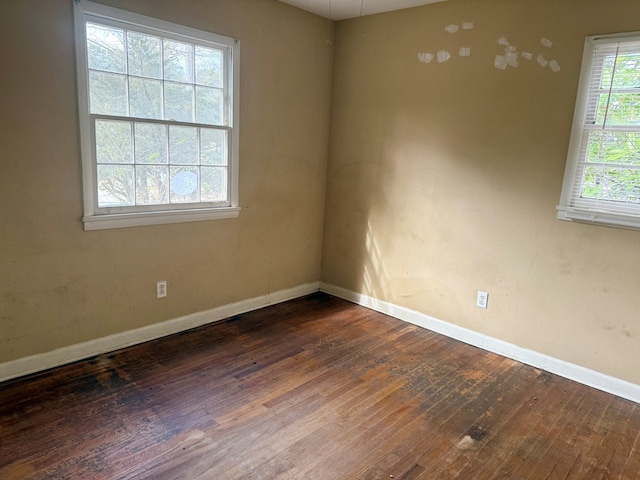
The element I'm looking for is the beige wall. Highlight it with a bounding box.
[323,0,640,384]
[0,0,333,362]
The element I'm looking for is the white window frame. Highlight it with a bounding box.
[558,32,640,231]
[74,1,240,230]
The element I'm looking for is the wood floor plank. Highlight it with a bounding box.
[513,383,596,479]
[315,342,493,479]
[621,417,640,478]
[337,343,494,479]
[565,393,626,480]
[349,354,521,479]
[1,293,639,479]
[472,376,588,479]
[536,389,613,479]
[426,368,562,478]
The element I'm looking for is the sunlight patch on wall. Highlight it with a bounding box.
[362,220,390,299]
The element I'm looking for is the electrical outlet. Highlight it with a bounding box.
[477,291,488,309]
[157,280,167,299]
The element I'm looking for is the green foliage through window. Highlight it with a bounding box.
[581,46,640,205]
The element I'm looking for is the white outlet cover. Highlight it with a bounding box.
[157,281,167,298]
[477,291,488,309]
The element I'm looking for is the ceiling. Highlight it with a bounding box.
[278,0,447,21]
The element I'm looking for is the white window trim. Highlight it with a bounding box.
[74,1,240,231]
[558,31,640,231]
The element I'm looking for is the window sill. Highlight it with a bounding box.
[556,206,640,232]
[83,207,241,231]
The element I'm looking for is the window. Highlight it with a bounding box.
[558,33,640,231]
[74,1,240,230]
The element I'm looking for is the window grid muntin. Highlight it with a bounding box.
[76,1,239,229]
[86,19,228,127]
[92,115,230,213]
[85,13,232,214]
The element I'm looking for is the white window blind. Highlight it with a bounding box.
[558,33,640,230]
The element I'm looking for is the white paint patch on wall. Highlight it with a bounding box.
[493,36,560,73]
[505,46,518,67]
[418,19,475,65]
[495,41,519,70]
[417,23,559,73]
[537,54,549,68]
[437,49,452,63]
[541,37,554,48]
[418,52,434,63]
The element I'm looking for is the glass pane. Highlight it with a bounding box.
[200,129,227,165]
[195,46,223,87]
[129,77,162,119]
[97,165,134,207]
[86,23,125,73]
[602,53,640,89]
[587,130,640,166]
[169,126,198,165]
[136,165,169,204]
[600,53,616,90]
[134,123,167,164]
[89,72,127,115]
[170,166,199,203]
[582,166,640,203]
[164,40,193,83]
[95,120,132,164]
[201,166,227,202]
[165,83,194,122]
[596,93,640,126]
[127,31,161,79]
[196,87,223,125]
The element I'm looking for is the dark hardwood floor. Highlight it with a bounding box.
[1,293,638,479]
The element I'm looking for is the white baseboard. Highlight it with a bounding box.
[0,282,320,383]
[4,280,639,405]
[320,282,640,404]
